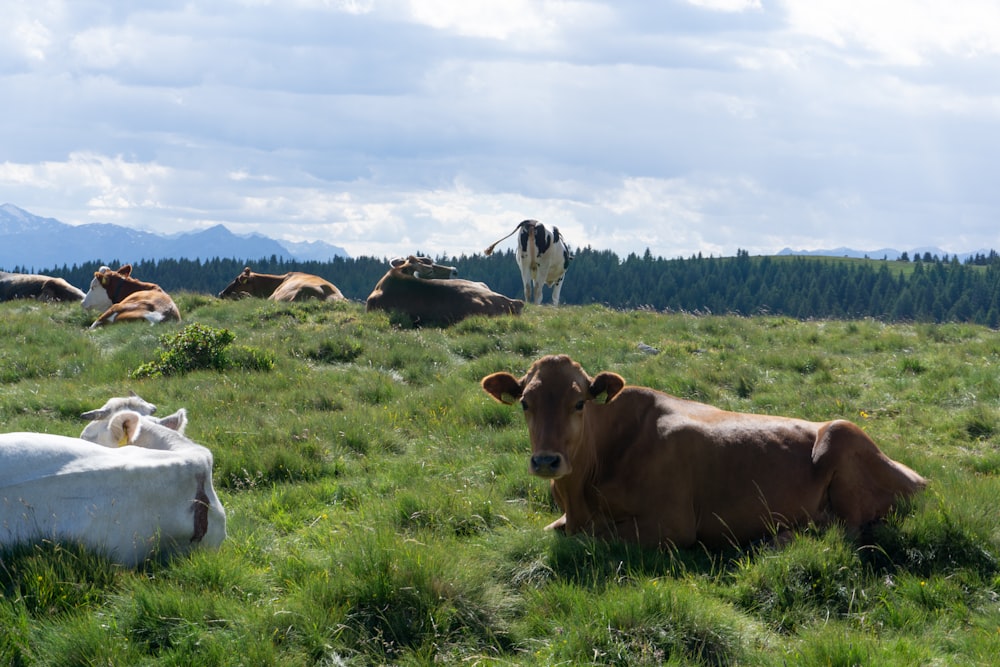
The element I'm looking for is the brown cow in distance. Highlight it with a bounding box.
[0,271,86,302]
[218,267,346,302]
[388,255,458,280]
[482,354,927,550]
[367,256,523,325]
[82,265,181,329]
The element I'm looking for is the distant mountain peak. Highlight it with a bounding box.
[0,204,349,271]
[776,246,974,262]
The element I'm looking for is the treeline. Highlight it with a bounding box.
[25,248,1000,327]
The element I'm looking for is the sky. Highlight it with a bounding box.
[2,0,1000,259]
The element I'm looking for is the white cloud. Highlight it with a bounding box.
[3,0,1000,261]
[402,0,610,48]
[783,0,1000,65]
[686,0,762,12]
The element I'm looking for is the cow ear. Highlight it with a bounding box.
[80,407,109,420]
[109,411,143,447]
[156,408,188,435]
[481,372,523,405]
[590,372,625,403]
[118,264,133,277]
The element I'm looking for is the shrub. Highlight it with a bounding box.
[131,323,274,378]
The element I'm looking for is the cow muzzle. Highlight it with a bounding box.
[530,452,567,478]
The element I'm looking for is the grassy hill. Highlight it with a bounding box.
[1,295,999,665]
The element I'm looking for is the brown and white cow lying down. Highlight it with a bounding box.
[482,355,927,549]
[367,256,523,325]
[218,267,346,302]
[0,271,87,302]
[82,265,181,329]
[0,402,226,566]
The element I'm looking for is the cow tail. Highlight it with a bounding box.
[484,221,529,255]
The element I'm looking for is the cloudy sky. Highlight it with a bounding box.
[2,0,1000,259]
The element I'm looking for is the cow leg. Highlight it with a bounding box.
[519,266,534,303]
[530,273,544,305]
[550,277,565,306]
[545,513,567,532]
[813,420,926,533]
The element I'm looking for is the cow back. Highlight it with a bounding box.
[367,270,523,325]
[0,431,225,565]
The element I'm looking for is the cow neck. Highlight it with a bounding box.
[133,420,204,455]
[109,276,158,303]
[249,272,288,297]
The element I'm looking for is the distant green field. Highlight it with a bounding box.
[765,253,952,277]
[1,296,999,665]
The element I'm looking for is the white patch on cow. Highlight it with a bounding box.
[89,310,118,329]
[81,277,113,311]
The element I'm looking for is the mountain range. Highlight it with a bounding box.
[0,204,349,271]
[0,203,986,271]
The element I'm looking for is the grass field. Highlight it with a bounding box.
[1,294,999,665]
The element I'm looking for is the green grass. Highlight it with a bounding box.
[2,295,1000,665]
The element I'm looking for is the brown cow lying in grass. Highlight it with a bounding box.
[0,271,86,302]
[218,267,346,302]
[482,354,927,549]
[367,256,523,325]
[82,265,181,329]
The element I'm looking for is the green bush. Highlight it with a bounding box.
[131,322,274,378]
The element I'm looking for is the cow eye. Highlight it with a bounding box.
[574,400,585,411]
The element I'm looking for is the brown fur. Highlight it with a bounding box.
[0,271,85,302]
[218,267,345,302]
[367,257,523,325]
[88,265,181,328]
[388,255,457,279]
[482,354,927,549]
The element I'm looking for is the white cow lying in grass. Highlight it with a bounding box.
[0,400,226,566]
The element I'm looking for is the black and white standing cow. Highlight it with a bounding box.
[484,220,572,305]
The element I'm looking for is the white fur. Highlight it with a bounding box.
[1,409,226,566]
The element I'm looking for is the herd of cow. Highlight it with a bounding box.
[0,219,575,326]
[0,219,927,565]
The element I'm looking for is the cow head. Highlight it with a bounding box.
[81,392,157,421]
[80,395,192,447]
[482,355,625,479]
[218,267,254,298]
[81,409,188,448]
[389,256,458,279]
[81,265,131,310]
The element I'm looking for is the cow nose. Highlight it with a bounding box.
[531,453,562,476]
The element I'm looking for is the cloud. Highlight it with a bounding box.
[784,0,1000,65]
[2,0,1000,261]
